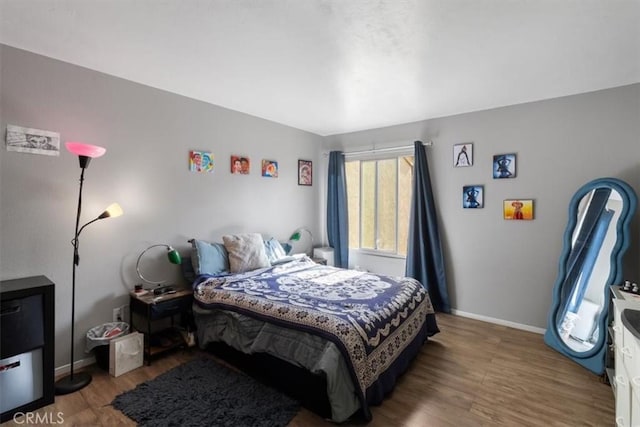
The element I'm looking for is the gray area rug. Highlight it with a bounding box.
[112,357,300,427]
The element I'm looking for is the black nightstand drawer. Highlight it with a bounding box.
[149,297,192,320]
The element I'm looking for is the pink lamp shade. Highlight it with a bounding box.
[65,142,106,158]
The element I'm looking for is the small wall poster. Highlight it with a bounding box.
[6,125,60,156]
[493,153,516,178]
[189,150,214,172]
[261,159,278,178]
[298,160,312,186]
[231,155,250,174]
[453,143,473,167]
[463,185,483,208]
[504,199,534,220]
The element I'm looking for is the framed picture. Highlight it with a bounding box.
[231,155,250,174]
[298,160,312,186]
[6,124,60,156]
[463,185,483,208]
[493,153,516,178]
[189,150,213,172]
[453,143,473,167]
[503,199,534,220]
[261,159,278,178]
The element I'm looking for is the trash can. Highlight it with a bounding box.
[86,322,129,371]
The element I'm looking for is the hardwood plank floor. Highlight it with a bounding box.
[2,314,614,426]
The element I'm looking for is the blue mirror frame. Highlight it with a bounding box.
[544,177,637,375]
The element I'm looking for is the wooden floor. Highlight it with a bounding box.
[3,314,614,426]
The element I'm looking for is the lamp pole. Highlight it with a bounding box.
[55,156,92,394]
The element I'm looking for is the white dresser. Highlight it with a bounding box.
[609,286,640,427]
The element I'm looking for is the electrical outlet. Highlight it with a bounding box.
[113,307,122,322]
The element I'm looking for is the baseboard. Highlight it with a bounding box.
[450,309,546,335]
[54,356,96,377]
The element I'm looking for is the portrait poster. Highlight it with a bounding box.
[493,153,517,179]
[261,159,278,178]
[462,185,483,208]
[453,142,473,167]
[504,199,534,220]
[6,125,60,156]
[189,150,214,172]
[298,160,312,186]
[231,155,250,174]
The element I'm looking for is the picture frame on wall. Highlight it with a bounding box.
[189,150,213,172]
[463,185,484,208]
[261,159,278,178]
[503,199,534,220]
[6,124,60,156]
[453,143,473,167]
[298,160,312,186]
[231,155,250,174]
[493,153,516,178]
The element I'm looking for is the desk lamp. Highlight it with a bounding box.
[136,244,182,295]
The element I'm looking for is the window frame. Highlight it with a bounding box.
[345,151,413,258]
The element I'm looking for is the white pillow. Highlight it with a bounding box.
[263,237,288,264]
[222,233,270,273]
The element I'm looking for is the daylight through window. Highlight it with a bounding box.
[345,155,413,256]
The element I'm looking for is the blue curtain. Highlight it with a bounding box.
[405,141,450,312]
[327,151,349,268]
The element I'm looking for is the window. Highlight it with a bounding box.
[345,155,414,256]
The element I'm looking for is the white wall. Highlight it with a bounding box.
[0,45,324,369]
[323,83,640,329]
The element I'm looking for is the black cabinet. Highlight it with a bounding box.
[0,276,55,423]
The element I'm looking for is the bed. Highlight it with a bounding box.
[187,235,439,422]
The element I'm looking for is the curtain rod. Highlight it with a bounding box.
[325,140,432,157]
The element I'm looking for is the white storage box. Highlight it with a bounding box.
[0,349,43,414]
[109,332,143,377]
[313,247,335,266]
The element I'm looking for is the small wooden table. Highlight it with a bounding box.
[129,287,193,365]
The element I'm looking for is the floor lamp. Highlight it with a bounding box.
[54,142,123,395]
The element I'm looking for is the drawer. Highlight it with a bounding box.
[616,369,631,427]
[617,348,627,388]
[149,296,192,320]
[623,326,640,392]
[632,387,640,427]
[0,295,44,358]
[0,349,43,414]
[614,299,639,351]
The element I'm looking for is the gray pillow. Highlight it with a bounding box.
[222,233,270,273]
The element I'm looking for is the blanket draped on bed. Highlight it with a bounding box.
[193,258,438,419]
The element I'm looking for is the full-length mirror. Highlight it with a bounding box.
[544,177,636,374]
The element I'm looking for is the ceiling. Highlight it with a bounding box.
[1,1,639,136]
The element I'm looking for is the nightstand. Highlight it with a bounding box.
[311,257,328,265]
[129,288,193,365]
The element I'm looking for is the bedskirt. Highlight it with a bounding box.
[192,304,438,421]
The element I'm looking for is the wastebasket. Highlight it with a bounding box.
[86,322,129,371]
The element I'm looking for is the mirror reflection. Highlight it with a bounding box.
[544,177,636,375]
[555,188,622,351]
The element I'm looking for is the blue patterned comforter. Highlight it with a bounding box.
[193,257,437,418]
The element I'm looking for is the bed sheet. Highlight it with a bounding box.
[192,257,438,421]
